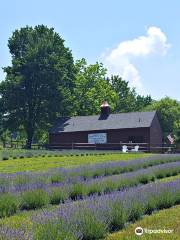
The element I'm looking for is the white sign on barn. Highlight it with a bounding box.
[88,133,107,144]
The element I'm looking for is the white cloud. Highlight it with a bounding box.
[103,26,170,92]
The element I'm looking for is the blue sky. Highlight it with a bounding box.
[0,0,180,100]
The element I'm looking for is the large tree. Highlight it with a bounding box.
[73,59,118,115]
[0,25,76,148]
[144,97,180,141]
[73,61,152,116]
[109,75,152,112]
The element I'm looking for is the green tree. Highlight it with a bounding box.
[0,25,76,148]
[74,59,118,115]
[135,95,152,111]
[174,120,180,143]
[144,97,180,140]
[109,75,136,112]
[109,75,152,112]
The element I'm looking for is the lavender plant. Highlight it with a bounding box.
[1,154,180,194]
[0,161,180,215]
[1,180,180,239]
[0,194,18,218]
[30,180,180,240]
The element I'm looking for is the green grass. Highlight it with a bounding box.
[158,174,180,183]
[0,153,151,173]
[106,205,180,240]
[0,211,33,231]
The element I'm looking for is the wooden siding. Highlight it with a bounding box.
[150,113,163,147]
[49,127,150,144]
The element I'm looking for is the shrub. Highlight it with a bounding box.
[144,197,157,214]
[156,191,176,210]
[20,189,49,210]
[26,153,33,158]
[87,183,102,196]
[104,168,113,176]
[69,183,86,200]
[92,171,101,178]
[128,201,144,222]
[108,202,128,231]
[103,180,117,194]
[117,179,134,191]
[34,220,77,240]
[174,190,180,204]
[137,174,151,184]
[171,169,180,176]
[50,174,64,184]
[76,210,107,240]
[14,175,30,185]
[150,175,155,182]
[155,171,165,179]
[2,157,9,161]
[49,188,68,204]
[0,194,18,218]
[111,168,121,175]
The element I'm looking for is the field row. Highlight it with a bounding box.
[1,161,180,218]
[1,155,179,192]
[1,179,180,240]
[0,149,124,161]
[0,152,151,173]
[1,174,180,239]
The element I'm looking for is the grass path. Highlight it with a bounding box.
[106,205,180,240]
[0,153,151,173]
[158,173,180,183]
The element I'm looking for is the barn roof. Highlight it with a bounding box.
[49,111,157,133]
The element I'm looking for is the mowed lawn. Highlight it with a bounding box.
[0,152,151,173]
[106,205,180,240]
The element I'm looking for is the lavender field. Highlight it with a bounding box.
[0,153,180,240]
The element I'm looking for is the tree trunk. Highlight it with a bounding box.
[26,126,34,149]
[26,136,33,149]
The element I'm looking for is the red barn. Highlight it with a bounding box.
[49,103,162,150]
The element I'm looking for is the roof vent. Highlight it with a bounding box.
[100,101,110,117]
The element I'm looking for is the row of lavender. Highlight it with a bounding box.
[0,161,180,218]
[0,150,115,161]
[1,155,180,194]
[1,180,180,240]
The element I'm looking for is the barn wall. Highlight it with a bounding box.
[49,127,150,144]
[150,113,162,147]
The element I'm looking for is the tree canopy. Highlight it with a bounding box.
[0,25,76,148]
[109,75,152,112]
[144,97,180,142]
[73,59,118,115]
